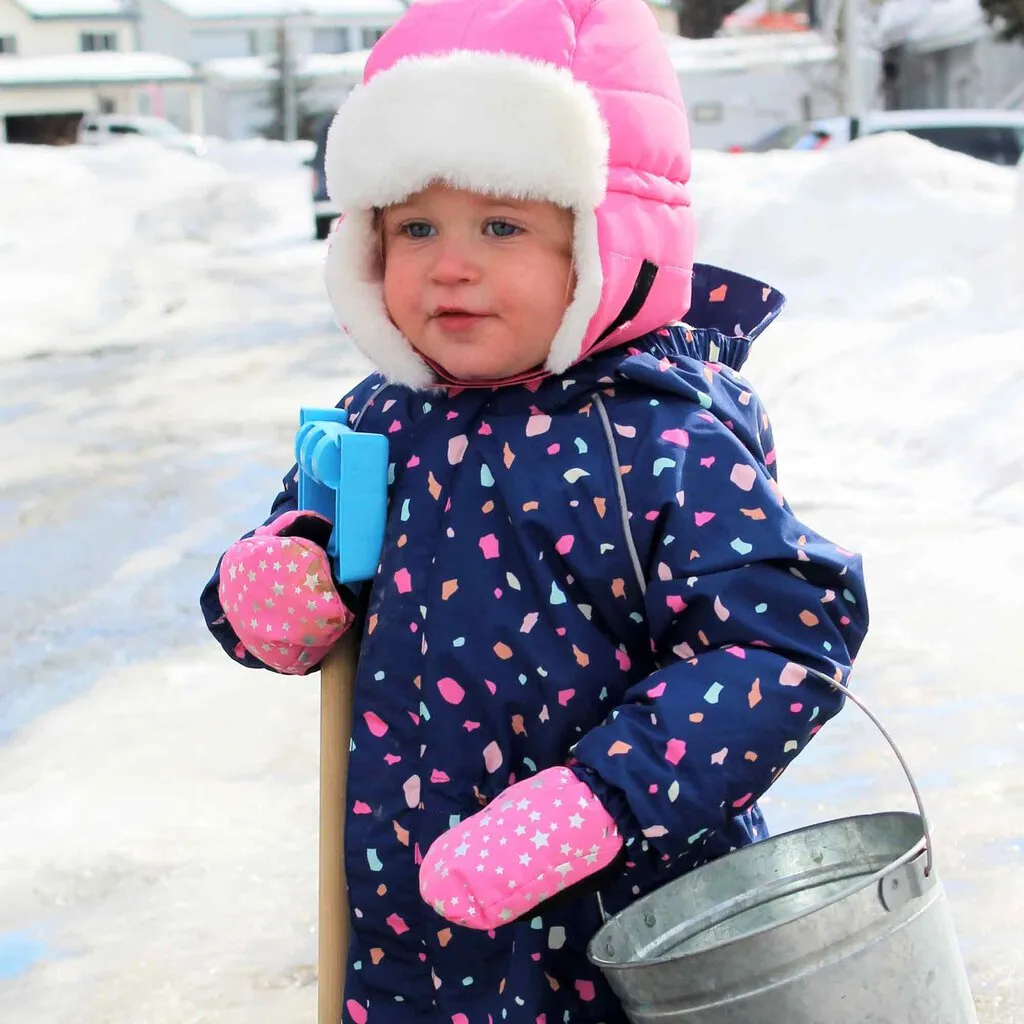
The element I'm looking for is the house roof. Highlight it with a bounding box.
[203,31,844,90]
[202,55,277,83]
[203,48,369,83]
[161,0,403,19]
[0,51,195,86]
[13,0,130,17]
[662,30,840,72]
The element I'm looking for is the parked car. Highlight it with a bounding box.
[77,114,207,157]
[735,109,1024,166]
[307,114,339,241]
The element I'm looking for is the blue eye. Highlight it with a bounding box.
[401,221,436,239]
[485,220,521,238]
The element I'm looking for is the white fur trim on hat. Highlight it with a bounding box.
[326,51,609,211]
[544,208,602,375]
[325,208,437,389]
[323,51,609,390]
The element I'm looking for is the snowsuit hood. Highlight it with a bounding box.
[323,0,696,390]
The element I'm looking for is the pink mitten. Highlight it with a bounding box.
[218,510,354,674]
[419,766,623,930]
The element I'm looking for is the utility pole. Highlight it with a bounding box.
[280,14,298,142]
[128,0,142,50]
[840,0,865,130]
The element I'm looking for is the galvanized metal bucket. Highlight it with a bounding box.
[587,676,978,1024]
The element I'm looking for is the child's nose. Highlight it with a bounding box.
[428,239,481,285]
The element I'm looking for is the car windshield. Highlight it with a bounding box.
[884,124,1024,165]
[134,118,185,139]
[792,128,835,150]
[745,123,808,152]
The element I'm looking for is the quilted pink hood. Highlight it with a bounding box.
[323,0,695,390]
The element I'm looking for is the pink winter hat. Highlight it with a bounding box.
[323,0,695,389]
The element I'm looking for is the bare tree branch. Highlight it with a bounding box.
[979,0,1024,43]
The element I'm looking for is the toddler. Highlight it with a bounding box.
[202,0,869,1020]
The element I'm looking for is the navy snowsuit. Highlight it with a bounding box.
[202,266,869,1023]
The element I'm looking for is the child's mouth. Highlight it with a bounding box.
[432,310,490,331]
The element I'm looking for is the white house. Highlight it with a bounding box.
[726,0,1024,112]
[875,0,1024,111]
[662,30,881,147]
[0,0,197,142]
[135,0,406,138]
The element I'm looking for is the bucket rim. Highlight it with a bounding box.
[588,811,929,971]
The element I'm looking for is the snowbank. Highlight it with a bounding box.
[691,132,1017,320]
[0,140,310,361]
[204,136,317,175]
[691,134,1023,527]
[1016,155,1024,284]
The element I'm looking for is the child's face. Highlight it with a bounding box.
[381,184,575,381]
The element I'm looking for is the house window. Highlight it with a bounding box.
[0,35,17,55]
[360,27,387,48]
[192,30,251,62]
[249,28,277,57]
[80,32,118,52]
[691,102,723,125]
[313,27,350,53]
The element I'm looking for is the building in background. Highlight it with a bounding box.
[723,0,1024,112]
[4,0,1021,149]
[135,0,405,139]
[876,0,1024,110]
[0,0,197,143]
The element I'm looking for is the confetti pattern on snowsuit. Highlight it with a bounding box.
[202,267,869,1023]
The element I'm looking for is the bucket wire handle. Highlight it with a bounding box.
[803,668,933,878]
[592,665,934,931]
[593,659,937,933]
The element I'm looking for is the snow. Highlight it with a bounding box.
[209,31,860,90]
[206,32,853,90]
[1,134,1023,1022]
[161,0,404,18]
[204,33,847,89]
[0,52,195,86]
[13,0,125,15]
[0,141,287,363]
[204,49,370,85]
[1017,155,1024,276]
[875,0,988,53]
[202,55,278,84]
[302,49,373,79]
[664,29,840,71]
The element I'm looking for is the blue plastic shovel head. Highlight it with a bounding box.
[295,407,389,585]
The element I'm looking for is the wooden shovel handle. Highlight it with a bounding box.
[318,632,358,1024]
